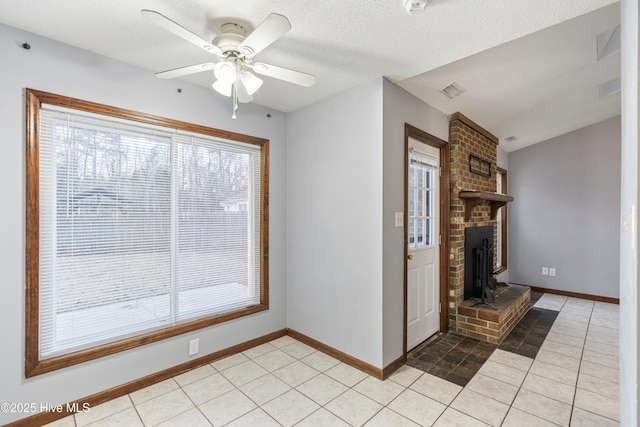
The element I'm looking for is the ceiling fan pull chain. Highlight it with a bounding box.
[232,82,238,120]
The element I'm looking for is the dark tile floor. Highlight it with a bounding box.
[498,305,558,358]
[407,291,559,387]
[407,334,496,386]
[529,290,543,305]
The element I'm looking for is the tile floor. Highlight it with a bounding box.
[497,303,558,358]
[407,333,497,387]
[406,298,559,387]
[407,292,558,387]
[44,294,620,426]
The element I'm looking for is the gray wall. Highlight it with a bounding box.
[497,147,509,171]
[508,116,621,298]
[286,78,385,367]
[381,79,448,366]
[619,0,639,424]
[0,24,287,424]
[286,78,449,369]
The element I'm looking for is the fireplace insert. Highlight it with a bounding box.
[464,225,496,303]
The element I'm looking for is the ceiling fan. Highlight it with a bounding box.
[141,9,316,118]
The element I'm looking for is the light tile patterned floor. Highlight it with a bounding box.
[44,296,620,426]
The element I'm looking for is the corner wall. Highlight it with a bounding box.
[286,78,385,368]
[508,116,621,298]
[286,78,450,370]
[382,79,448,366]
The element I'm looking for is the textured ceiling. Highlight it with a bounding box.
[0,0,620,151]
[399,2,621,151]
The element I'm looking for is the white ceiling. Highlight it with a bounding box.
[399,2,621,151]
[0,0,620,152]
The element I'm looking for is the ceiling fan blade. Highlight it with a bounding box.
[156,62,216,79]
[251,62,316,87]
[238,13,291,57]
[141,9,221,55]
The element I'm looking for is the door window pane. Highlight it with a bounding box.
[409,152,436,249]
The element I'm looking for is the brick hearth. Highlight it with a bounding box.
[456,284,530,344]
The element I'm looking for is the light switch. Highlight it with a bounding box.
[395,212,404,227]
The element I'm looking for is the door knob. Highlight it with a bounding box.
[407,254,413,260]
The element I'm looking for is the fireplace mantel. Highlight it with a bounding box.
[459,191,514,221]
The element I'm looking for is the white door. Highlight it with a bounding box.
[407,139,440,351]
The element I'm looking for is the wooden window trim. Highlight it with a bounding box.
[25,88,270,377]
[495,167,508,273]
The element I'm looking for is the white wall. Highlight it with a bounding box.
[286,78,385,367]
[619,0,639,424]
[381,79,448,366]
[0,24,287,424]
[508,117,621,298]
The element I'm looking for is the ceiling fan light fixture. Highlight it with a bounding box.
[237,81,254,103]
[212,80,232,97]
[240,71,263,95]
[214,61,237,85]
[143,9,315,119]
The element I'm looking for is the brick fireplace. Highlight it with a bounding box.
[447,113,528,344]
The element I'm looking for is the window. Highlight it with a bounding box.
[408,150,437,249]
[495,167,507,272]
[25,89,269,376]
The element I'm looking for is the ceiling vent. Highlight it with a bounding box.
[597,25,620,61]
[599,77,621,99]
[440,82,465,99]
[504,136,518,142]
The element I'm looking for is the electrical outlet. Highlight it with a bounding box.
[188,338,199,356]
[542,267,549,276]
[549,268,556,277]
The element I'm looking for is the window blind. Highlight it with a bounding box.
[38,105,261,359]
